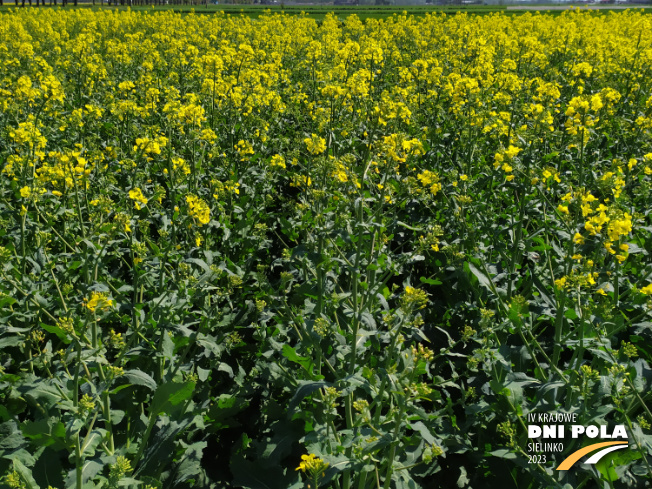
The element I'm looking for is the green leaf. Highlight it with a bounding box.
[32,447,64,489]
[0,336,24,348]
[136,417,192,477]
[564,308,578,320]
[64,459,103,487]
[174,441,207,484]
[18,381,62,410]
[123,369,157,391]
[0,421,26,450]
[596,456,620,482]
[21,419,66,448]
[466,261,493,292]
[118,477,143,486]
[457,466,470,487]
[489,448,517,460]
[150,382,195,416]
[40,322,72,344]
[0,296,17,308]
[80,429,107,458]
[281,344,313,374]
[288,381,328,412]
[409,421,436,445]
[596,448,641,482]
[206,395,249,429]
[13,459,39,489]
[0,405,10,422]
[382,286,391,299]
[420,276,442,286]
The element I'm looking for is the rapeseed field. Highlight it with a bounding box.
[1,7,652,488]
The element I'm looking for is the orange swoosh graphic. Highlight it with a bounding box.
[556,441,629,470]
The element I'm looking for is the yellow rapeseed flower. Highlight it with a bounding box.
[85,292,114,313]
[295,453,329,474]
[304,134,327,155]
[270,154,286,169]
[128,188,148,210]
[186,194,210,226]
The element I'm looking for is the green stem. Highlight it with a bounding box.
[33,203,76,252]
[20,209,27,280]
[357,472,368,489]
[614,258,620,308]
[102,386,114,454]
[75,432,83,489]
[348,201,364,377]
[551,292,566,370]
[72,339,83,489]
[91,314,98,350]
[382,400,406,489]
[66,159,87,241]
[372,320,404,425]
[507,177,528,302]
[344,191,367,489]
[133,411,157,470]
[526,329,568,382]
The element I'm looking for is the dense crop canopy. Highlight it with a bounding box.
[1,7,652,489]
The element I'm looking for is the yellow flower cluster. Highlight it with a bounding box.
[172,157,191,176]
[401,286,429,311]
[417,170,442,196]
[270,154,286,169]
[1,7,652,339]
[128,188,148,210]
[304,134,327,155]
[295,453,329,474]
[133,136,168,156]
[186,194,211,226]
[85,292,114,313]
[235,140,255,160]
